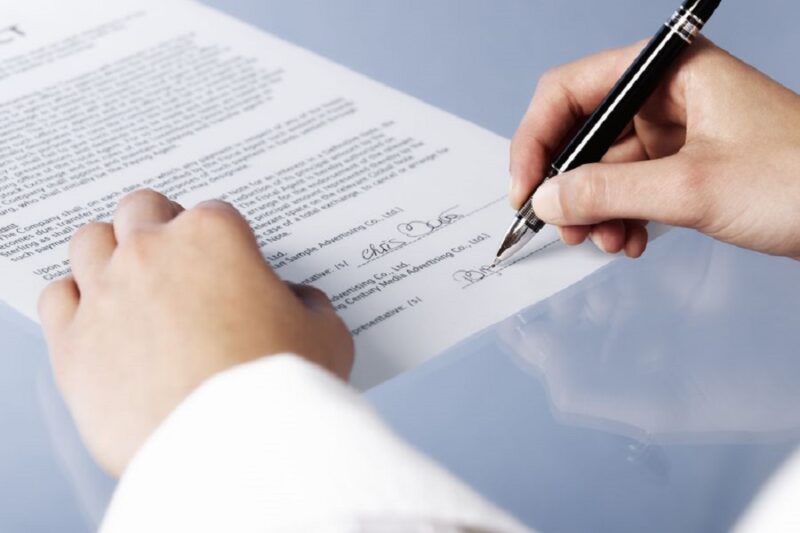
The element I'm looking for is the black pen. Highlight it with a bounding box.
[493,0,722,266]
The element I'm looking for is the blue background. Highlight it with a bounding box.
[1,1,798,531]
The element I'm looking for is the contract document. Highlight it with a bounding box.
[0,0,617,388]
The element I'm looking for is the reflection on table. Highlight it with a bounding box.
[370,229,800,533]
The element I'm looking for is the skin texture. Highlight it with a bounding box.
[38,191,353,476]
[510,38,800,259]
[39,39,800,478]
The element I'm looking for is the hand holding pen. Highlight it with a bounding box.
[502,14,800,261]
[496,0,723,264]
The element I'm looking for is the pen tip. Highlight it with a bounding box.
[491,257,501,268]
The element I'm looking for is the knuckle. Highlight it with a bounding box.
[70,222,110,252]
[72,221,107,241]
[180,204,249,238]
[537,68,561,90]
[186,204,232,227]
[118,229,158,264]
[117,188,166,210]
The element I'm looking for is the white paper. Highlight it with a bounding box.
[0,0,617,388]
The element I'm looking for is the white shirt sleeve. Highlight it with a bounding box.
[100,354,531,533]
[735,447,800,533]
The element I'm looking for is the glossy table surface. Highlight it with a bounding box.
[1,1,798,531]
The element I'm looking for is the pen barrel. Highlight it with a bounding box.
[552,0,720,173]
[507,0,721,254]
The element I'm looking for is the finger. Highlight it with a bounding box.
[113,190,181,243]
[69,223,116,289]
[632,118,687,159]
[589,220,626,254]
[510,40,649,207]
[530,154,705,228]
[287,283,335,313]
[304,295,354,379]
[601,133,649,164]
[174,200,266,269]
[623,223,649,258]
[508,36,705,208]
[171,200,185,214]
[194,199,243,216]
[558,225,591,246]
[38,276,79,341]
[285,281,353,379]
[189,200,258,244]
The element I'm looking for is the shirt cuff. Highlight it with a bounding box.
[100,354,529,533]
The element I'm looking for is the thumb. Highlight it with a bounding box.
[531,155,706,228]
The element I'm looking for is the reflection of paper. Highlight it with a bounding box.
[500,229,800,443]
[0,0,616,388]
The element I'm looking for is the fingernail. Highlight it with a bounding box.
[589,231,609,253]
[531,181,563,223]
[287,282,330,311]
[196,199,236,211]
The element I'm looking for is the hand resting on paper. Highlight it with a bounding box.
[510,38,800,259]
[37,190,354,476]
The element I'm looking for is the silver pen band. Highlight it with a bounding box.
[666,7,706,44]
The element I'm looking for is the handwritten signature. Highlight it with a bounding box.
[396,206,462,238]
[359,206,463,265]
[452,265,498,288]
[361,238,406,261]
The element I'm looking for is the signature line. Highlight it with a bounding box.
[357,195,506,269]
[461,238,561,290]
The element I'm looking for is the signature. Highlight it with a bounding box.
[396,206,462,238]
[361,238,407,261]
[452,265,498,288]
[358,206,464,266]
